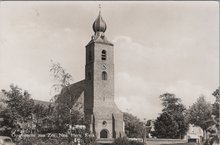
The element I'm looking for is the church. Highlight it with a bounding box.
[57,9,125,143]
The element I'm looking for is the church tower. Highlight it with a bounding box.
[84,9,124,141]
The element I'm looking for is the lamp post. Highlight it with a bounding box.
[143,118,147,145]
[69,108,72,135]
[69,91,72,137]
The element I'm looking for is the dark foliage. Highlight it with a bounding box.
[1,84,35,122]
[152,112,179,138]
[114,137,130,145]
[113,137,144,145]
[0,85,35,136]
[152,93,188,139]
[123,113,145,138]
[212,88,219,120]
[186,96,212,131]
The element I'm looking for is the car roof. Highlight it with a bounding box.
[0,136,12,139]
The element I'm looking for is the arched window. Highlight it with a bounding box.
[102,71,107,80]
[100,129,108,138]
[101,50,106,60]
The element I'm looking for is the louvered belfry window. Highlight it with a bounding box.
[102,50,106,60]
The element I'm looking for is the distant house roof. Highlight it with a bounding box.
[33,99,54,107]
[188,124,203,137]
[188,134,200,139]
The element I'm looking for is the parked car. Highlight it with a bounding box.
[0,136,15,145]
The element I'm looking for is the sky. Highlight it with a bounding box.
[0,1,219,120]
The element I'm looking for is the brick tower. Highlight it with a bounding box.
[84,9,124,142]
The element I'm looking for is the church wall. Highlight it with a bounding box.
[114,113,124,138]
[83,11,125,141]
[93,43,115,106]
[84,41,125,139]
[95,117,113,138]
[85,44,95,125]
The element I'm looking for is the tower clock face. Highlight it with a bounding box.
[102,63,107,70]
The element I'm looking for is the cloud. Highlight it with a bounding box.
[64,28,73,33]
[115,71,215,119]
[115,72,162,120]
[113,36,152,64]
[164,80,215,107]
[113,36,217,119]
[0,2,218,120]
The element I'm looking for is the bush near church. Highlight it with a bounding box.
[113,137,144,145]
[18,136,97,145]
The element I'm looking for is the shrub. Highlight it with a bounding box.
[18,137,78,145]
[129,140,144,145]
[114,137,130,145]
[18,137,145,145]
[113,137,144,145]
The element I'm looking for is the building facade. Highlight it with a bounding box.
[57,10,125,142]
[84,10,124,140]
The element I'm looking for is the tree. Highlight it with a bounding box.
[212,88,219,121]
[32,103,52,134]
[50,60,73,98]
[0,84,35,137]
[186,95,213,140]
[123,113,152,145]
[36,103,69,134]
[0,108,17,136]
[49,60,85,134]
[207,88,220,145]
[152,93,188,139]
[153,112,179,139]
[123,113,144,138]
[159,93,185,113]
[1,84,34,123]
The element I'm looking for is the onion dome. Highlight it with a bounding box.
[92,11,107,33]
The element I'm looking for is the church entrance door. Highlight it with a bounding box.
[100,129,108,138]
